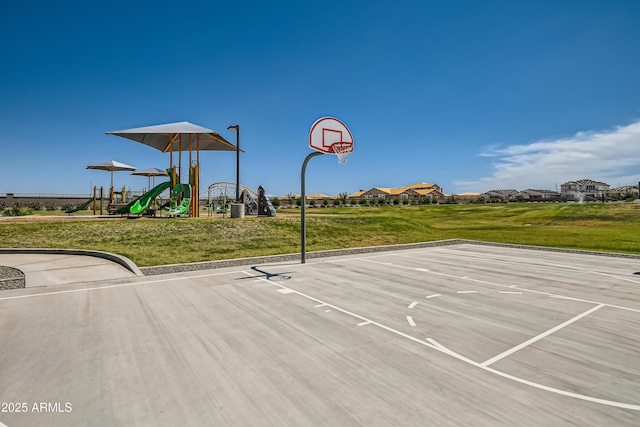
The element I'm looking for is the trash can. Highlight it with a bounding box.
[230,203,245,218]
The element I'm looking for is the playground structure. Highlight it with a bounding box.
[68,121,280,219]
[67,167,185,217]
[67,175,275,218]
[106,121,240,218]
[65,186,142,215]
[113,168,192,217]
[207,182,257,216]
[207,182,276,217]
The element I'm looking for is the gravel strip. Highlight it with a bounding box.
[140,239,640,276]
[0,265,26,291]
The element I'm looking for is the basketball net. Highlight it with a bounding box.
[331,142,353,164]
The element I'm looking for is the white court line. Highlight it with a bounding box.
[481,304,605,367]
[426,338,445,350]
[457,290,477,294]
[0,270,242,301]
[278,288,296,294]
[355,257,640,314]
[406,247,640,286]
[408,301,419,309]
[406,316,416,326]
[250,271,640,410]
[240,272,439,351]
[425,337,640,411]
[426,294,441,299]
[499,291,522,294]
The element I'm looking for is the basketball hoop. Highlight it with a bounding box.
[330,142,353,163]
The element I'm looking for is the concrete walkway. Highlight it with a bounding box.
[0,252,141,287]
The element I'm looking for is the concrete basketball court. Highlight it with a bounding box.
[1,243,639,426]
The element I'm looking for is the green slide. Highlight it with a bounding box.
[167,183,191,216]
[65,197,94,214]
[115,181,170,215]
[130,181,171,214]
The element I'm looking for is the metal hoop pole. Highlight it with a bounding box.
[301,151,324,263]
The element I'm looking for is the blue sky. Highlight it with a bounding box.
[2,0,640,197]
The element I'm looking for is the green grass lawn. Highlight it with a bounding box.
[1,203,638,266]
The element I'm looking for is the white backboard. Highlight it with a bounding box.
[309,117,354,154]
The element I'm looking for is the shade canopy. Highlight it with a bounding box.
[86,160,137,172]
[106,121,239,152]
[132,167,170,190]
[131,167,169,177]
[86,160,137,196]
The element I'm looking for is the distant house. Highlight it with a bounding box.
[482,189,518,202]
[305,193,334,203]
[402,182,446,201]
[361,187,400,199]
[609,185,639,199]
[453,192,482,203]
[348,190,366,199]
[515,189,562,201]
[560,179,609,201]
[357,182,446,202]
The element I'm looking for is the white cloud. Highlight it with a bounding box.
[455,121,640,192]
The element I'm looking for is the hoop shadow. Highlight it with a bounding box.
[236,266,292,282]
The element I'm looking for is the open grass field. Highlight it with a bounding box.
[0,202,638,267]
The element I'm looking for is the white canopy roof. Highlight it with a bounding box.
[106,121,238,152]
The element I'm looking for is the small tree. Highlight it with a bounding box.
[393,198,400,205]
[323,198,329,207]
[296,197,302,206]
[339,192,348,205]
[309,199,316,207]
[350,198,358,206]
[333,198,341,206]
[271,197,280,207]
[285,193,296,206]
[359,198,367,205]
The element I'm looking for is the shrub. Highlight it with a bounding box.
[271,197,280,207]
[323,198,329,206]
[333,198,340,206]
[309,199,316,207]
[27,202,46,211]
[3,206,32,216]
[359,198,367,205]
[350,199,358,205]
[296,198,302,206]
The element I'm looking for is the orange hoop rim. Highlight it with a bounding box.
[330,141,353,154]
